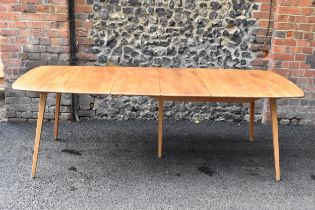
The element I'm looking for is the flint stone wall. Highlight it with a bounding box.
[76,0,265,122]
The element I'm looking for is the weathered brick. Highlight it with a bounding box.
[37,5,49,12]
[60,106,71,113]
[25,92,39,98]
[6,111,17,118]
[20,0,40,3]
[59,53,70,61]
[55,5,68,13]
[48,29,69,38]
[5,97,16,104]
[51,38,69,46]
[0,12,19,20]
[21,13,46,21]
[79,95,94,105]
[39,38,51,45]
[79,105,91,110]
[13,5,27,12]
[250,59,269,66]
[44,113,55,119]
[74,5,92,13]
[29,21,52,29]
[0,5,13,11]
[21,111,33,118]
[60,113,72,120]
[77,37,94,45]
[14,104,27,112]
[78,110,96,117]
[274,39,296,46]
[45,14,68,21]
[48,0,68,5]
[28,53,41,60]
[26,4,37,13]
[47,45,70,53]
[253,11,271,19]
[278,7,301,15]
[1,45,20,52]
[273,53,295,61]
[23,45,46,53]
[15,37,27,45]
[27,37,40,45]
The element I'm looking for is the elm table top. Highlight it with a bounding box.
[12,66,304,99]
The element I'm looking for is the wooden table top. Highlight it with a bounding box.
[12,66,304,98]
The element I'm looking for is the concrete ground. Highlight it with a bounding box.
[0,119,314,209]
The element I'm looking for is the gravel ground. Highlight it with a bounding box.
[0,119,314,209]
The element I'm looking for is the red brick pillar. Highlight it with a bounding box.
[264,0,315,125]
[74,0,95,64]
[0,0,72,120]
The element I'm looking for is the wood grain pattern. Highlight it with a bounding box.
[158,68,210,97]
[158,98,164,158]
[270,98,281,181]
[111,67,160,96]
[31,93,47,178]
[54,93,61,140]
[13,66,117,94]
[13,66,304,99]
[197,69,304,98]
[156,96,257,103]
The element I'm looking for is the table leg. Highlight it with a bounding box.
[158,98,164,158]
[269,98,281,181]
[249,101,255,142]
[31,93,47,178]
[54,93,61,140]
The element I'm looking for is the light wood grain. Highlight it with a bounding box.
[54,93,61,140]
[158,68,210,97]
[157,96,257,103]
[13,66,304,99]
[270,98,280,181]
[111,67,160,96]
[31,93,47,178]
[13,66,118,94]
[197,69,304,98]
[0,77,4,91]
[158,98,164,158]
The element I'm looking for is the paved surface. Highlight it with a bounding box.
[0,120,314,209]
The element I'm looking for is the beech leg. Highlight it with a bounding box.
[54,93,61,140]
[270,98,280,181]
[158,98,164,158]
[31,93,47,178]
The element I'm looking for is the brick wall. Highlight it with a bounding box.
[75,0,95,64]
[267,0,315,125]
[250,0,275,70]
[0,0,72,121]
[0,0,314,125]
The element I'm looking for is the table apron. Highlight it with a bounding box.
[153,96,260,103]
